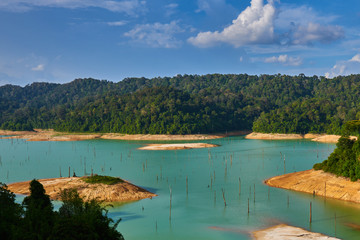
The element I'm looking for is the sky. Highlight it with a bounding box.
[0,0,360,86]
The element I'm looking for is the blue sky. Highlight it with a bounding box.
[0,0,360,86]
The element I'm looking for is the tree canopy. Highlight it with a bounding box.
[0,180,124,240]
[1,74,360,134]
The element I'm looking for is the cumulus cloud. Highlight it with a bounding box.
[189,0,344,48]
[189,0,276,47]
[31,64,45,71]
[264,54,302,66]
[124,21,184,48]
[325,53,360,78]
[0,0,146,15]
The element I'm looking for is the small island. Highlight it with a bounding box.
[253,224,339,240]
[138,143,219,150]
[7,175,156,202]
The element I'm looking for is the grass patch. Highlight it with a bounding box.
[82,175,124,185]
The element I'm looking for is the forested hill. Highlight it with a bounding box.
[1,74,360,134]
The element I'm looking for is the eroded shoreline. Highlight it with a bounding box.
[1,129,352,143]
[245,132,357,143]
[265,169,360,204]
[0,129,224,142]
[7,177,156,202]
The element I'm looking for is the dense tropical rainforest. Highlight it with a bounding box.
[1,74,360,134]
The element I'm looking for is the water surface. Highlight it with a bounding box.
[1,136,360,239]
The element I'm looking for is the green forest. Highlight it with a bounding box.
[1,74,360,134]
[0,180,124,240]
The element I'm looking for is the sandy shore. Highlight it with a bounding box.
[265,169,360,203]
[245,132,303,140]
[7,177,156,202]
[138,143,219,150]
[101,133,222,141]
[246,132,357,143]
[0,129,102,141]
[311,135,357,143]
[0,129,224,142]
[253,224,339,240]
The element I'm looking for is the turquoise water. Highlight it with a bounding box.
[1,136,360,239]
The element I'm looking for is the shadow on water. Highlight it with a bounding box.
[112,213,144,222]
[139,186,159,194]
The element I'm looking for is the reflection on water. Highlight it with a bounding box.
[1,136,360,239]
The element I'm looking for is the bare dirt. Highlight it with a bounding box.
[265,169,360,204]
[246,132,357,143]
[0,129,224,141]
[252,224,339,240]
[245,132,303,140]
[7,177,156,202]
[138,143,219,150]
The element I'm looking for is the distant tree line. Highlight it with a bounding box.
[0,180,124,240]
[1,74,360,134]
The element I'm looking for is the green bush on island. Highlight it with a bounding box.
[82,175,124,185]
[313,120,360,181]
[0,180,124,240]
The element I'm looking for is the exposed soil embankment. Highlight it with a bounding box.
[101,133,222,141]
[246,132,357,143]
[0,129,224,142]
[265,169,360,203]
[138,143,219,150]
[253,224,339,240]
[7,177,156,202]
[245,132,303,140]
[0,129,102,141]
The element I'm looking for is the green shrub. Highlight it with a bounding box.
[313,163,323,170]
[82,175,124,185]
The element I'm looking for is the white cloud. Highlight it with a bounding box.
[0,0,146,15]
[264,54,302,66]
[189,0,276,48]
[275,5,338,30]
[0,54,54,86]
[165,3,178,16]
[350,54,360,63]
[166,3,178,8]
[124,21,184,48]
[107,21,127,26]
[31,64,45,71]
[275,4,344,45]
[189,0,344,48]
[291,23,344,45]
[325,53,360,78]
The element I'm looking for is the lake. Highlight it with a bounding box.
[1,136,360,239]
